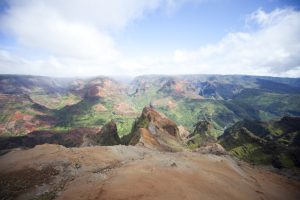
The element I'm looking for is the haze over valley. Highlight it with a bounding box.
[1,0,300,200]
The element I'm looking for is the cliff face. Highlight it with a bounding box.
[0,121,122,150]
[124,107,184,151]
[186,120,217,149]
[95,120,121,146]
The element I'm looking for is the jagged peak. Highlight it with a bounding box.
[96,120,121,146]
[125,107,183,151]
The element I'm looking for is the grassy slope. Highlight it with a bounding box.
[30,93,81,110]
[234,90,300,117]
[54,95,138,137]
[45,79,300,140]
[219,118,300,170]
[0,95,53,136]
[2,75,300,141]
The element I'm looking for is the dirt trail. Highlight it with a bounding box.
[0,144,299,200]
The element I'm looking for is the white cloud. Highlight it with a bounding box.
[0,0,168,76]
[2,7,118,60]
[0,1,300,77]
[4,0,163,30]
[172,8,300,77]
[0,49,124,77]
[0,0,200,76]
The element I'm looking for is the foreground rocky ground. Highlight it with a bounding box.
[1,144,300,200]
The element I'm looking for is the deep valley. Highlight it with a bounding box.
[0,74,300,199]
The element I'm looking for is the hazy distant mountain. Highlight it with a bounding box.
[1,74,300,169]
[1,74,300,136]
[1,75,300,200]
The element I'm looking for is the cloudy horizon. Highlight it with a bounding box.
[0,0,300,77]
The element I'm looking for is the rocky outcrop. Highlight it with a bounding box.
[187,120,217,148]
[124,107,184,151]
[193,120,215,136]
[178,125,191,140]
[128,128,161,149]
[95,120,121,146]
[0,128,100,150]
[194,143,227,155]
[87,85,105,98]
[84,78,121,99]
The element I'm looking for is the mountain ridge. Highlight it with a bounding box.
[1,74,300,136]
[1,74,300,199]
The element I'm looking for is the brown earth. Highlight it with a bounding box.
[0,128,100,150]
[140,107,179,137]
[158,79,203,99]
[87,85,106,98]
[130,128,161,149]
[0,94,54,135]
[126,107,184,151]
[152,97,177,109]
[86,79,121,99]
[1,144,299,200]
[94,103,107,112]
[2,114,52,136]
[30,94,81,110]
[113,102,137,116]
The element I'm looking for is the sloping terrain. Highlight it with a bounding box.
[123,106,184,151]
[129,75,300,136]
[0,120,123,151]
[0,75,138,136]
[1,74,300,172]
[219,116,300,169]
[186,119,217,149]
[0,144,300,200]
[0,94,55,135]
[0,89,300,200]
[0,127,99,151]
[1,74,300,137]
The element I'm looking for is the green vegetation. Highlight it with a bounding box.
[234,92,300,119]
[187,134,203,150]
[219,117,300,169]
[278,153,295,169]
[186,120,217,149]
[32,191,57,200]
[111,118,134,136]
[230,144,272,165]
[30,93,81,109]
[152,98,233,135]
[51,96,138,137]
[1,74,300,171]
[128,86,163,111]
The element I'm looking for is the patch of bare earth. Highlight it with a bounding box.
[113,103,137,116]
[87,80,121,99]
[152,98,177,109]
[0,144,299,200]
[1,111,53,135]
[94,104,107,112]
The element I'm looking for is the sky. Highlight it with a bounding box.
[0,0,300,77]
